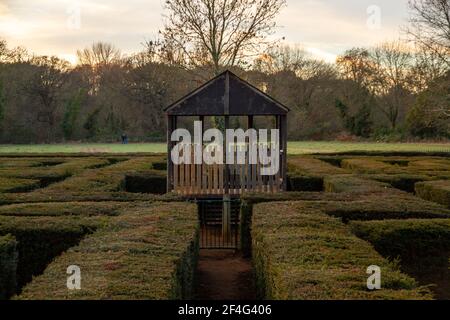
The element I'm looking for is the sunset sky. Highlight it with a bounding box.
[0,0,411,64]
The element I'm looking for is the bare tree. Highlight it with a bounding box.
[0,39,6,60]
[406,0,450,65]
[410,43,449,91]
[23,56,69,142]
[162,0,286,75]
[336,48,375,87]
[255,45,336,80]
[370,42,415,129]
[76,42,122,95]
[77,42,122,66]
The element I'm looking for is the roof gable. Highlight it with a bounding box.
[165,70,289,116]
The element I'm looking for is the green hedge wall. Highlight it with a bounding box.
[124,172,166,194]
[17,202,199,300]
[287,175,323,192]
[323,175,394,194]
[0,234,18,299]
[416,180,450,208]
[0,216,101,290]
[251,201,431,300]
[0,178,41,193]
[350,219,450,260]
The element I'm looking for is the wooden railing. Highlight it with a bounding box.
[171,144,283,196]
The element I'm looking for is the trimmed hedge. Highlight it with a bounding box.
[241,191,356,204]
[408,159,450,172]
[324,175,394,194]
[287,175,323,192]
[151,161,167,171]
[416,180,450,208]
[36,157,157,194]
[350,219,450,299]
[0,159,45,168]
[0,158,109,181]
[251,201,430,300]
[287,157,348,192]
[0,216,102,291]
[17,202,199,300]
[288,157,347,176]
[0,201,132,217]
[0,177,41,193]
[0,190,183,206]
[0,234,18,299]
[341,158,395,174]
[321,194,450,222]
[350,219,450,260]
[361,174,429,193]
[124,172,166,194]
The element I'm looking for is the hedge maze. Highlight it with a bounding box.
[0,155,198,300]
[0,153,449,300]
[243,153,450,300]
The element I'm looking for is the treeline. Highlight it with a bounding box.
[0,38,448,144]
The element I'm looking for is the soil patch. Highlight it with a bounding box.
[194,250,256,300]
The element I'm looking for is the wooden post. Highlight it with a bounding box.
[280,115,287,191]
[247,115,254,130]
[167,115,177,193]
[223,72,231,241]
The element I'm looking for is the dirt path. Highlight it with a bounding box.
[194,250,256,300]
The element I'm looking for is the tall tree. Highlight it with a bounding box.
[62,89,84,140]
[370,42,415,129]
[406,0,450,65]
[0,79,6,133]
[162,0,286,76]
[76,42,122,95]
[77,42,121,66]
[23,56,69,142]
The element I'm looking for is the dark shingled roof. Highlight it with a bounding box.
[165,70,290,116]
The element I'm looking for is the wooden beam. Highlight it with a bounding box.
[166,115,177,193]
[224,116,230,195]
[224,72,230,115]
[247,115,254,129]
[280,115,288,191]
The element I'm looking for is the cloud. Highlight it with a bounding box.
[0,0,410,64]
[276,0,410,57]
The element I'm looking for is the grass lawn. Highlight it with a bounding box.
[0,141,449,154]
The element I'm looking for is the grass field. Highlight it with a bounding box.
[0,141,449,154]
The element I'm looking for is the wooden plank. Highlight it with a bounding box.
[246,148,250,192]
[240,145,244,194]
[255,162,260,193]
[180,162,185,195]
[196,163,201,195]
[219,163,224,195]
[167,115,173,193]
[281,115,288,191]
[208,164,212,195]
[213,163,218,195]
[202,163,207,195]
[173,164,178,193]
[190,148,195,194]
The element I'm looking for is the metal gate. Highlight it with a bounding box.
[197,199,240,249]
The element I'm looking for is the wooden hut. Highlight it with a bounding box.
[165,70,289,198]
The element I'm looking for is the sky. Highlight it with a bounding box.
[0,0,411,64]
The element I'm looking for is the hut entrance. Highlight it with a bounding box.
[197,198,240,249]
